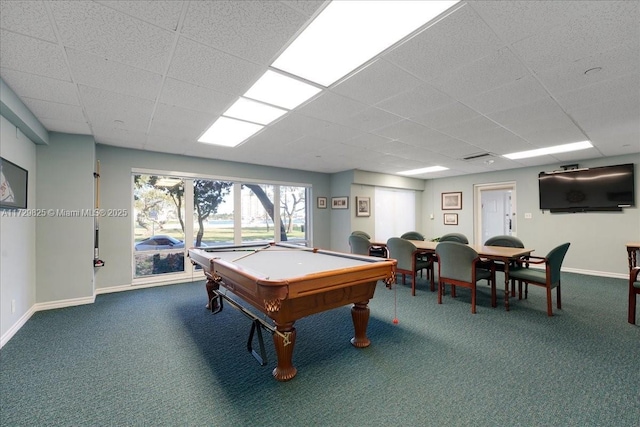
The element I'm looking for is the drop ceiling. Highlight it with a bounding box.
[1,0,638,178]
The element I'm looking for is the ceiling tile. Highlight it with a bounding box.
[181,1,314,65]
[375,84,455,119]
[21,97,86,123]
[158,78,236,115]
[168,36,263,94]
[462,76,549,115]
[95,1,185,31]
[0,29,70,81]
[39,118,91,135]
[335,107,402,133]
[511,1,639,73]
[50,1,175,73]
[0,67,79,105]
[78,85,155,132]
[296,91,367,123]
[372,120,450,148]
[0,0,57,42]
[410,102,480,130]
[66,48,163,100]
[535,45,640,95]
[148,103,213,141]
[333,59,424,105]
[430,47,529,100]
[384,4,504,83]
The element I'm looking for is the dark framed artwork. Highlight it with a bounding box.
[441,191,462,210]
[444,213,458,225]
[317,197,327,209]
[331,197,348,209]
[355,196,370,217]
[0,157,28,209]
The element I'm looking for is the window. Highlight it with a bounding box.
[374,187,416,242]
[193,179,234,246]
[132,172,310,281]
[133,174,186,277]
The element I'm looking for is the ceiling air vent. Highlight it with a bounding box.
[462,152,493,161]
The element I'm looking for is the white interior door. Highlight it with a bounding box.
[474,182,516,244]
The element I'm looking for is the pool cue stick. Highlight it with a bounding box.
[93,160,104,267]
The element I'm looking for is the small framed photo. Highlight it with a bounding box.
[444,213,458,225]
[355,196,370,217]
[317,197,327,209]
[442,192,462,210]
[331,196,348,209]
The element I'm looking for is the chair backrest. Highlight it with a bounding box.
[386,237,417,271]
[351,230,371,239]
[546,242,571,284]
[439,233,469,244]
[436,241,478,283]
[348,234,371,255]
[401,231,425,241]
[484,235,524,248]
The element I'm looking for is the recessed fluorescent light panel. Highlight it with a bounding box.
[398,166,449,176]
[223,97,288,126]
[272,1,460,87]
[503,141,593,160]
[244,70,322,110]
[198,117,263,147]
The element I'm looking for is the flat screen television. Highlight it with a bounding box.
[538,163,635,213]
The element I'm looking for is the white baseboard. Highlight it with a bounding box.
[0,306,36,348]
[562,267,627,280]
[96,277,198,295]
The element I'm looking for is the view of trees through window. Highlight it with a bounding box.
[133,173,308,278]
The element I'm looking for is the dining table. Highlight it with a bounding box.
[406,240,534,311]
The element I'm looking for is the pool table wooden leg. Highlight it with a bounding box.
[272,322,297,382]
[205,277,219,311]
[350,301,371,348]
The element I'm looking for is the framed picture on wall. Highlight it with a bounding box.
[0,157,28,210]
[317,197,327,209]
[442,192,462,210]
[444,213,458,225]
[355,196,370,217]
[331,197,348,209]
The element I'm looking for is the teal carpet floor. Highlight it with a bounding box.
[1,272,638,426]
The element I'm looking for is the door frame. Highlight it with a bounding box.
[473,181,517,245]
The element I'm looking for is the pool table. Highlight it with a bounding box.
[188,243,396,381]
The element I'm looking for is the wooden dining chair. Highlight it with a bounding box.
[401,231,425,241]
[509,242,570,316]
[386,237,433,295]
[435,241,496,313]
[439,233,469,244]
[484,235,526,298]
[348,234,371,256]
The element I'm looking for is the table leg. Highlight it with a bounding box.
[503,262,511,311]
[205,277,219,311]
[350,301,371,348]
[272,322,297,381]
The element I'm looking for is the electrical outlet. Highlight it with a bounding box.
[524,213,532,219]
